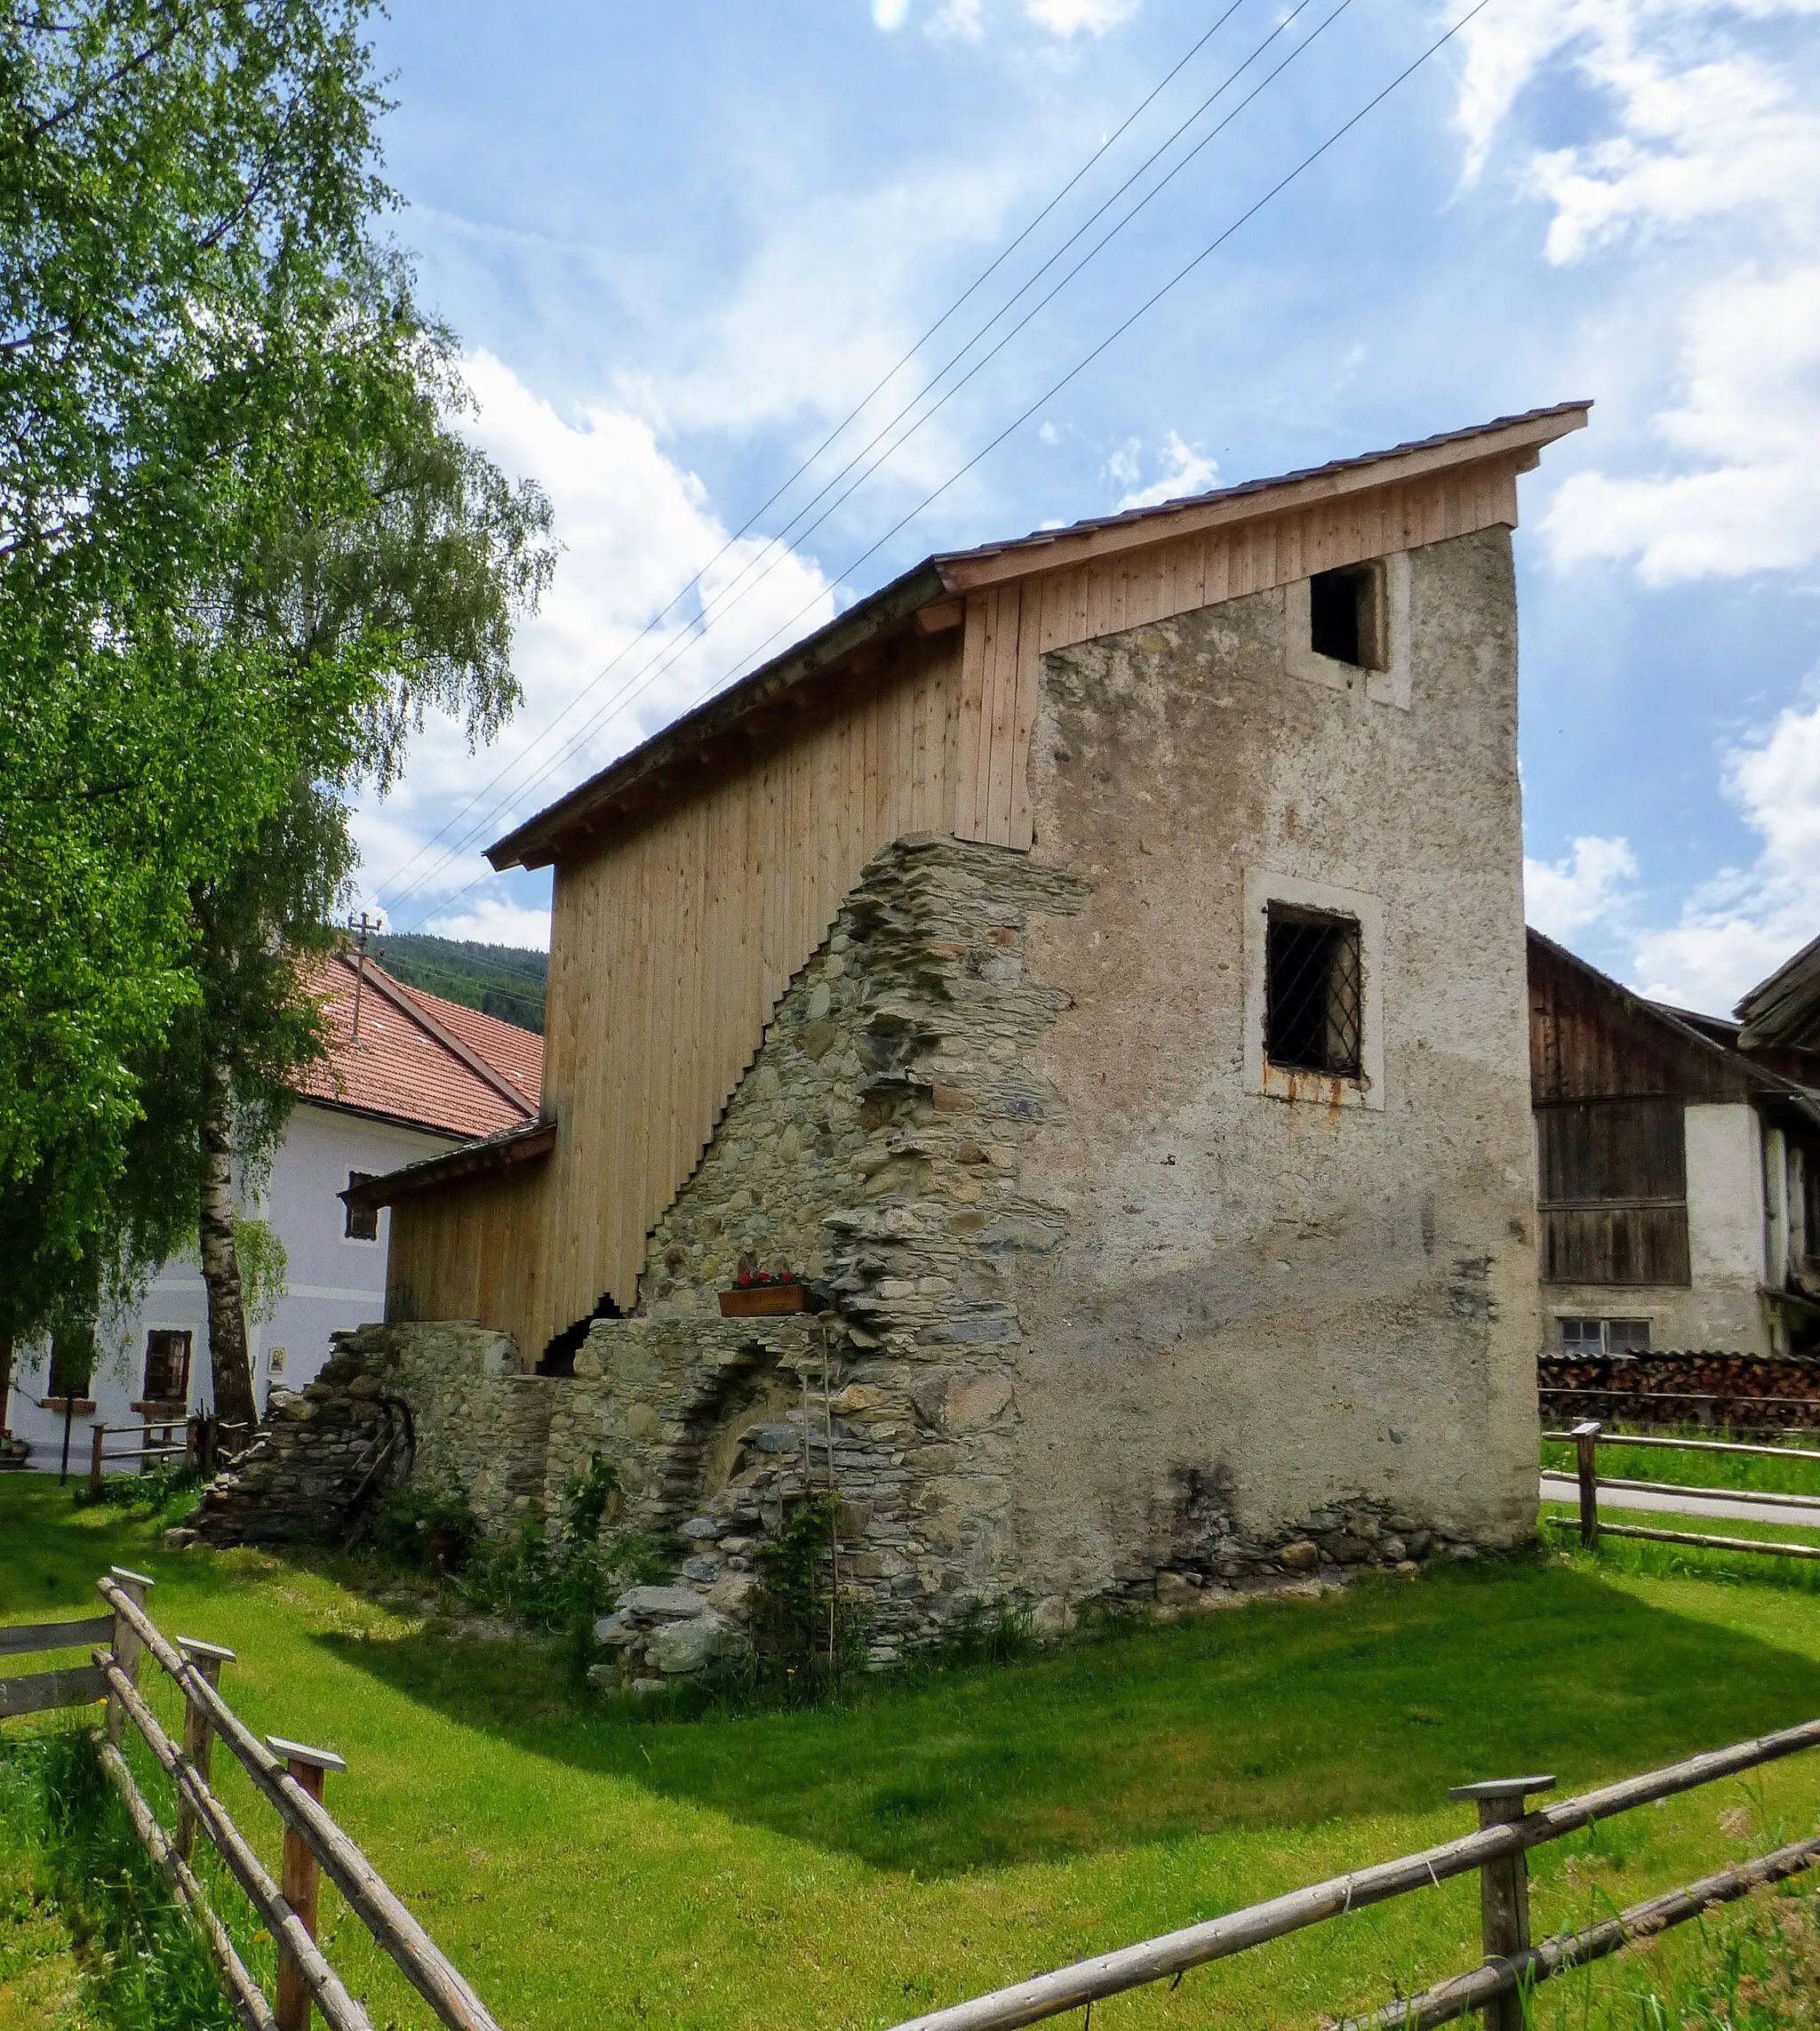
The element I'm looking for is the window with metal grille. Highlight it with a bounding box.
[143,1329,191,1403]
[345,1171,378,1241]
[1309,564,1384,670]
[1265,905,1363,1077]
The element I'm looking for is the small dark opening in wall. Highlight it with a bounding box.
[1309,564,1381,669]
[344,1171,379,1240]
[1265,905,1362,1077]
[537,1291,623,1378]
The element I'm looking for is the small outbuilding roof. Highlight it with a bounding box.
[488,401,1590,872]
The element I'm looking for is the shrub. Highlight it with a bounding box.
[371,1477,478,1571]
[750,1491,866,1698]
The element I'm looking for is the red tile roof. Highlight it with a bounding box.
[299,953,544,1139]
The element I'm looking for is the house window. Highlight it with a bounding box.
[345,1171,379,1242]
[1265,905,1362,1078]
[1309,564,1385,671]
[1558,1317,1651,1357]
[143,1329,191,1403]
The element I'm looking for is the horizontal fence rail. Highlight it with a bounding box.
[1545,1420,1820,1561]
[1,1571,503,2031]
[885,1718,1820,2031]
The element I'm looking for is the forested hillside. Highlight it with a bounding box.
[375,933,547,1034]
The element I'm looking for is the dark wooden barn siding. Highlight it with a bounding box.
[1526,937,1731,1288]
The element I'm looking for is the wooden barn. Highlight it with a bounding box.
[1529,930,1820,1356]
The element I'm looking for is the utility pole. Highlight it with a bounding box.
[348,911,381,1043]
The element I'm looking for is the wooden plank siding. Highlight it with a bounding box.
[387,631,962,1357]
[388,452,1537,1355]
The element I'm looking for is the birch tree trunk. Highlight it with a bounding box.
[198,1066,259,1435]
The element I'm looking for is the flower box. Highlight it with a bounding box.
[719,1283,809,1317]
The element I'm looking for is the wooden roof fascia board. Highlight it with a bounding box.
[341,1121,558,1211]
[932,404,1591,593]
[488,561,951,870]
[1737,932,1820,1046]
[348,960,540,1119]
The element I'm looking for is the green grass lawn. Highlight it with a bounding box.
[6,1478,1820,2031]
[1541,1426,1820,1499]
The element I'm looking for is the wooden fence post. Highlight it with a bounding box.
[89,1424,106,1500]
[1572,1419,1602,1547]
[270,1735,347,2031]
[105,1567,154,1747]
[175,1638,235,1863]
[1449,1776,1556,2031]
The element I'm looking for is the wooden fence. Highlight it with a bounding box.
[2,1568,501,2031]
[883,1718,1820,2031]
[1548,1419,1820,1562]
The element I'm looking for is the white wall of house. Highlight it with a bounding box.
[1543,1101,1774,1355]
[4,1101,454,1472]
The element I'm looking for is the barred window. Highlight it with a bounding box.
[345,1171,378,1241]
[1265,905,1362,1077]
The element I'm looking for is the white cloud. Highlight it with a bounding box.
[1545,262,1820,581]
[1112,429,1218,512]
[1457,0,1820,587]
[1524,835,1640,940]
[359,352,834,934]
[873,0,912,28]
[1024,0,1140,34]
[1630,694,1820,1010]
[424,897,555,951]
[927,0,984,38]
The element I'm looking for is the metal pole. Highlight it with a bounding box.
[59,1388,74,1483]
[1449,1777,1555,2031]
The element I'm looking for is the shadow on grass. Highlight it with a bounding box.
[314,1560,1820,1875]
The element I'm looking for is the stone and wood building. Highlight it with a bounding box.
[1529,930,1820,1361]
[208,404,1591,1673]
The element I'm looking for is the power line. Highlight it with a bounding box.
[374,1,1258,901]
[394,0,1496,935]
[382,0,1338,916]
[384,0,1348,916]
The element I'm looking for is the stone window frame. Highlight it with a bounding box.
[1284,549,1412,710]
[1241,868,1385,1112]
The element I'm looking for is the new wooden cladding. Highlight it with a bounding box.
[390,452,1535,1356]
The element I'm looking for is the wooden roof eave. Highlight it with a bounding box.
[340,1118,557,1211]
[489,402,1592,874]
[930,403,1590,592]
[488,560,954,871]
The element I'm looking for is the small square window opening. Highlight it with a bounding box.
[1309,564,1385,670]
[345,1171,379,1242]
[1605,1318,1652,1355]
[1558,1318,1602,1356]
[143,1328,191,1403]
[1265,906,1362,1078]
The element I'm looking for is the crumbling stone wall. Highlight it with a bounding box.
[194,1323,559,1545]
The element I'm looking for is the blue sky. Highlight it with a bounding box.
[352,0,1820,1019]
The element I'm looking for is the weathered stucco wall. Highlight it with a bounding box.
[1000,525,1540,1586]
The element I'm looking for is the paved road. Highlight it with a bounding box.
[1540,1472,1820,1535]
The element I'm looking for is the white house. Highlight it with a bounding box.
[3,954,542,1471]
